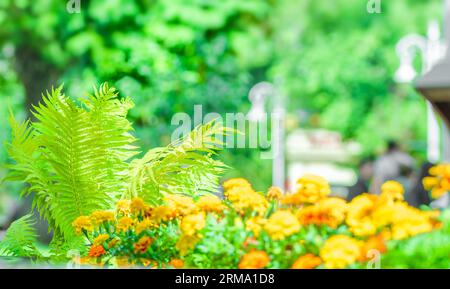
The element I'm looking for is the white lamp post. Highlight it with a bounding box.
[395,20,447,163]
[248,82,286,191]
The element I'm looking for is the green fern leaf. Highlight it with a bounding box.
[7,84,137,239]
[0,214,41,258]
[127,120,230,204]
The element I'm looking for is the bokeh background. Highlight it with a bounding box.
[0,0,445,230]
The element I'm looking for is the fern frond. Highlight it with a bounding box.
[6,84,137,239]
[0,214,41,258]
[5,114,54,228]
[127,121,230,204]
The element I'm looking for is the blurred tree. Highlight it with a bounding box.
[270,0,442,157]
[0,0,274,196]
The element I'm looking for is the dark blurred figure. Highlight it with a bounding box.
[406,162,433,208]
[371,140,415,194]
[347,157,374,201]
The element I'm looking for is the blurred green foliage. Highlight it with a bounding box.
[0,0,445,202]
[271,0,441,157]
[0,0,274,192]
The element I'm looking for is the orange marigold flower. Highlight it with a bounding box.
[238,250,270,269]
[88,244,106,258]
[134,236,153,254]
[297,197,347,229]
[169,259,184,268]
[291,254,322,269]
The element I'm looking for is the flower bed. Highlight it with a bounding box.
[71,176,445,269]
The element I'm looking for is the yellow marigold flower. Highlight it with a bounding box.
[93,234,110,245]
[372,201,437,239]
[116,200,131,215]
[116,216,134,232]
[169,259,184,269]
[380,180,404,203]
[90,211,115,225]
[130,197,147,214]
[165,194,198,216]
[196,195,225,213]
[225,186,269,216]
[88,244,106,258]
[423,164,450,199]
[431,187,448,199]
[346,194,378,237]
[176,234,200,256]
[72,216,93,234]
[423,176,439,189]
[282,174,330,205]
[223,178,252,192]
[267,186,283,201]
[291,254,322,269]
[371,202,404,228]
[429,164,450,177]
[135,218,157,234]
[297,197,347,229]
[238,250,270,269]
[245,216,267,237]
[134,236,153,254]
[180,212,206,236]
[264,210,300,240]
[320,235,362,269]
[391,206,433,240]
[151,205,178,223]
